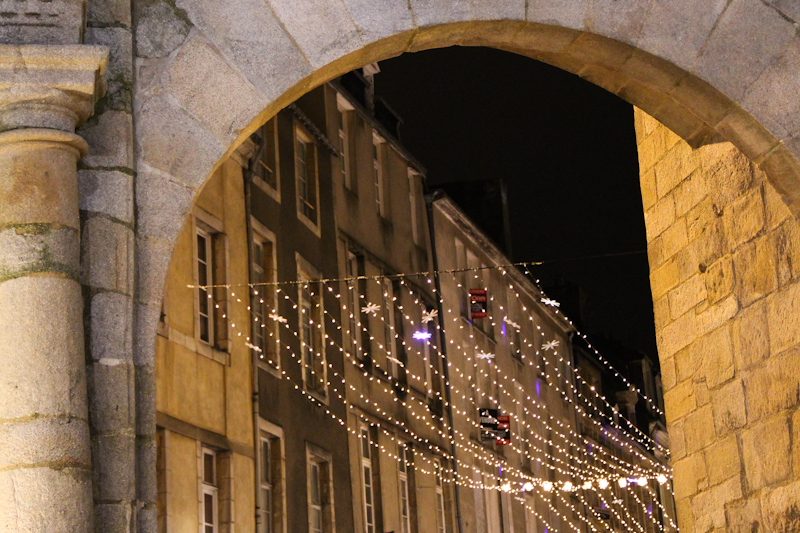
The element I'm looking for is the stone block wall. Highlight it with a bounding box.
[79,0,139,530]
[636,108,800,533]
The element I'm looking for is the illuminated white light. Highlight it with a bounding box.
[582,481,592,490]
[563,481,574,492]
[618,478,628,488]
[412,331,432,340]
[657,474,668,485]
[542,481,553,492]
[637,477,648,487]
[501,483,511,492]
[522,482,534,492]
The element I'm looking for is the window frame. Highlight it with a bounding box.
[434,459,446,533]
[346,251,361,360]
[382,277,398,379]
[297,256,327,401]
[336,93,355,191]
[196,226,214,347]
[252,221,280,373]
[295,123,320,232]
[306,445,335,533]
[408,168,420,245]
[252,117,281,201]
[360,426,376,533]
[259,421,285,533]
[201,447,219,533]
[397,442,412,533]
[192,208,229,362]
[372,131,386,217]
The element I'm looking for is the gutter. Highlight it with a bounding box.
[243,137,263,532]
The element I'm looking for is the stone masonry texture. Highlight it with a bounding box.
[636,107,800,533]
[5,0,800,531]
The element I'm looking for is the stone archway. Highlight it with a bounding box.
[128,2,800,532]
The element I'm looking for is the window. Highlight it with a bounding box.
[299,267,326,397]
[346,252,361,359]
[197,228,214,344]
[453,238,469,318]
[420,304,436,398]
[373,132,385,217]
[307,449,333,533]
[295,125,318,223]
[467,251,492,337]
[260,433,283,533]
[382,278,398,379]
[251,117,280,194]
[509,299,523,362]
[202,448,218,533]
[360,427,376,533]
[434,459,446,533]
[408,168,420,245]
[194,210,228,355]
[397,443,412,533]
[337,94,354,190]
[253,232,279,368]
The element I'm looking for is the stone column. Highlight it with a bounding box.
[0,44,107,532]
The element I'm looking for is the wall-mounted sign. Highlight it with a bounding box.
[496,415,511,445]
[479,408,511,445]
[469,288,487,319]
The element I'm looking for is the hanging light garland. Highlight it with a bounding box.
[185,261,676,533]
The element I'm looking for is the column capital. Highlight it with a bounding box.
[0,44,108,133]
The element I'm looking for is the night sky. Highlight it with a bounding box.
[373,47,657,358]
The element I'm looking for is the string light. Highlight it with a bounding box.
[185,261,676,533]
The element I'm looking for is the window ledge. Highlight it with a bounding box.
[306,388,329,405]
[167,327,230,366]
[253,175,281,202]
[257,360,282,378]
[297,210,322,238]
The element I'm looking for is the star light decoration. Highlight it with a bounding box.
[421,309,438,323]
[476,350,495,361]
[244,342,262,353]
[541,297,560,307]
[268,313,288,324]
[503,316,520,330]
[361,302,381,316]
[543,339,560,351]
[412,331,432,340]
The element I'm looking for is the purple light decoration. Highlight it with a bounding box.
[413,331,432,341]
[536,381,540,397]
[647,504,653,515]
[501,323,507,337]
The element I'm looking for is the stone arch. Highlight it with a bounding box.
[134,1,800,530]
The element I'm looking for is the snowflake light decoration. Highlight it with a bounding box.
[362,302,381,316]
[541,297,561,307]
[476,350,495,360]
[503,317,520,330]
[269,313,288,324]
[421,309,438,323]
[245,342,262,353]
[543,339,560,351]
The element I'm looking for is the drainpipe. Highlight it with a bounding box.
[244,140,264,532]
[425,192,463,533]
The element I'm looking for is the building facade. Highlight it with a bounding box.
[152,66,680,533]
[155,85,356,533]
